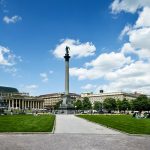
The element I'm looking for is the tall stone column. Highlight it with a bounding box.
[12,99,14,109]
[38,102,40,109]
[16,100,18,109]
[64,47,70,96]
[8,100,10,109]
[33,101,34,109]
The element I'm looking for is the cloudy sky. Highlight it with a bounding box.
[0,0,150,95]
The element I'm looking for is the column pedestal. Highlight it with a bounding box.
[59,95,74,114]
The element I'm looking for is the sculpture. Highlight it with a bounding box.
[65,46,70,55]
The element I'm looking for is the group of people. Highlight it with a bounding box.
[132,112,150,119]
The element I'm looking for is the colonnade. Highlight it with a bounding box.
[5,99,44,110]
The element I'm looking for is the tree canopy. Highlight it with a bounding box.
[82,97,92,110]
[74,99,83,110]
[93,101,102,111]
[103,98,116,112]
[132,95,150,112]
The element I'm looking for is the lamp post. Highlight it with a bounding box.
[75,105,77,114]
[92,103,94,115]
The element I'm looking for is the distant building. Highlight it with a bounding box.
[0,86,44,110]
[39,93,80,109]
[81,91,141,104]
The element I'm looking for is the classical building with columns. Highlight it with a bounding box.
[0,86,44,110]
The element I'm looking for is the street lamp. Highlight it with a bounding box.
[92,103,94,115]
[75,105,77,114]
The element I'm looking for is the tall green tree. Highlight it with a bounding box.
[121,98,130,113]
[103,98,116,113]
[116,99,122,112]
[74,99,83,110]
[93,101,102,111]
[82,97,92,110]
[132,95,149,112]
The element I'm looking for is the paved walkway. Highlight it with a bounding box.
[0,134,150,150]
[54,115,122,134]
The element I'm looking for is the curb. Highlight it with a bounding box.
[52,115,56,134]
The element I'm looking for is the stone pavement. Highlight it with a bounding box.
[0,134,150,150]
[55,114,122,134]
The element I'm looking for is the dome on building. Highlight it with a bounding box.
[0,86,19,93]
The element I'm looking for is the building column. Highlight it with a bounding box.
[16,100,18,109]
[24,101,26,109]
[38,102,40,109]
[30,101,32,109]
[8,100,10,109]
[36,101,37,109]
[12,99,14,109]
[37,102,40,109]
[33,101,34,109]
[27,101,29,109]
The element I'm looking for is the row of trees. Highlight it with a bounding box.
[74,95,150,113]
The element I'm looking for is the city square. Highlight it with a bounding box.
[0,0,150,150]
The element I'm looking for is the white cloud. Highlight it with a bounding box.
[53,39,96,58]
[119,24,131,40]
[71,2,150,94]
[25,84,38,90]
[0,45,22,75]
[3,15,22,24]
[121,43,135,54]
[85,52,131,69]
[135,7,150,28]
[104,0,150,94]
[0,45,20,66]
[128,27,150,50]
[97,61,150,94]
[81,84,97,90]
[40,73,48,82]
[70,52,132,80]
[110,0,150,14]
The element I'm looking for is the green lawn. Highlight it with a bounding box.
[77,114,150,134]
[0,115,55,132]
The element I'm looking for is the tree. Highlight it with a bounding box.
[132,95,149,112]
[82,97,92,110]
[74,99,83,110]
[121,98,130,113]
[93,101,102,111]
[116,99,122,112]
[103,98,116,113]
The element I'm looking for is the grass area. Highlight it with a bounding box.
[0,115,55,132]
[77,114,150,134]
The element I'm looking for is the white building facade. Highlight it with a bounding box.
[81,92,139,104]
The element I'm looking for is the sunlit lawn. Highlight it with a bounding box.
[78,114,150,134]
[0,115,55,132]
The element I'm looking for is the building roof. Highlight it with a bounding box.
[39,92,80,97]
[81,92,140,98]
[0,86,19,93]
